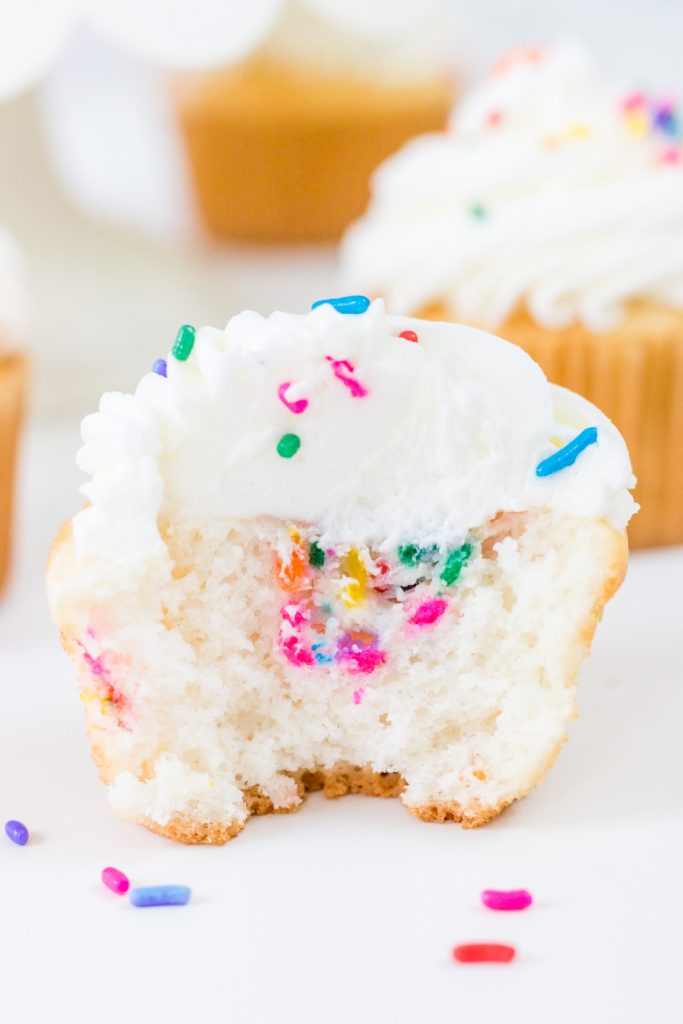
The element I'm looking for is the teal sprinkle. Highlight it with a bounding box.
[397,543,438,567]
[311,295,370,315]
[440,541,473,587]
[470,204,487,220]
[309,540,325,568]
[172,324,195,361]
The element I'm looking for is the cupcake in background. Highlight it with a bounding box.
[0,230,29,593]
[341,43,683,549]
[175,0,455,242]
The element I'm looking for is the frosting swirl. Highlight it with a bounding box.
[341,43,683,331]
[70,300,635,587]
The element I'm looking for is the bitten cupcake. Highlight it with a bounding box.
[47,298,635,844]
[174,0,454,241]
[0,231,28,593]
[341,43,683,548]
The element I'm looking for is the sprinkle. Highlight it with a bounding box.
[129,885,191,908]
[152,358,167,377]
[353,687,365,705]
[486,109,503,128]
[658,146,681,164]
[278,382,309,415]
[481,889,533,911]
[326,357,368,398]
[277,433,301,458]
[409,598,447,627]
[625,111,648,136]
[276,547,308,591]
[5,820,29,846]
[470,204,487,219]
[102,866,130,895]
[440,541,473,586]
[311,295,370,315]
[172,324,195,361]
[398,329,419,343]
[621,91,645,112]
[536,426,598,477]
[309,540,325,568]
[452,943,516,964]
[397,543,437,567]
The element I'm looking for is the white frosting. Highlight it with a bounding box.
[341,43,683,331]
[71,301,635,583]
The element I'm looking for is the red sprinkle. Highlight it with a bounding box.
[486,110,503,128]
[399,330,419,343]
[453,943,516,964]
[481,889,533,911]
[101,866,130,894]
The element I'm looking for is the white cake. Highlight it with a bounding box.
[47,299,635,843]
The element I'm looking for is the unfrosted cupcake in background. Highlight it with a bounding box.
[175,0,454,242]
[341,43,683,548]
[0,231,28,593]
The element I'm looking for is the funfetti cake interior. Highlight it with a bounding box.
[46,298,636,844]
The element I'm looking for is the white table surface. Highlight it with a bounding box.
[1,416,681,1024]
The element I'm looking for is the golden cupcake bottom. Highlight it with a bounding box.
[0,352,28,592]
[175,60,453,242]
[419,301,683,549]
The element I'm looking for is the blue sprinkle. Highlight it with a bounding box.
[129,885,191,908]
[152,358,167,377]
[536,427,598,478]
[314,651,334,664]
[5,820,29,846]
[311,295,371,315]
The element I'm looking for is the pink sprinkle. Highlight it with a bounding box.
[486,109,503,128]
[353,688,365,705]
[409,598,447,627]
[278,381,309,415]
[658,146,681,164]
[621,91,645,112]
[481,889,533,911]
[326,357,368,398]
[102,866,130,895]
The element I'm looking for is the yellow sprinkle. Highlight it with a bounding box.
[287,525,301,544]
[550,435,564,448]
[79,689,98,703]
[567,122,591,139]
[340,580,364,608]
[625,111,648,136]
[342,548,368,586]
[207,780,216,789]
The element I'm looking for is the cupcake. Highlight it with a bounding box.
[47,299,634,844]
[0,232,29,594]
[174,1,454,241]
[341,43,683,548]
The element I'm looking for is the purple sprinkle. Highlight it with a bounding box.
[5,820,29,846]
[152,358,167,377]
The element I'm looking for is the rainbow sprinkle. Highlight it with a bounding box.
[277,434,301,459]
[152,358,167,377]
[311,295,370,315]
[5,820,29,846]
[278,381,309,415]
[327,357,368,398]
[172,324,195,361]
[536,427,598,477]
[481,889,533,911]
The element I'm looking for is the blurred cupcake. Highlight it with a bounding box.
[0,231,28,592]
[174,0,454,242]
[342,43,683,548]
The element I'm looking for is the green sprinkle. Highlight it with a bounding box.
[397,543,438,567]
[440,541,473,586]
[470,204,487,220]
[277,433,301,459]
[309,540,325,568]
[172,324,196,361]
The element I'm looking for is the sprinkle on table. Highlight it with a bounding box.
[172,324,196,361]
[102,866,130,895]
[481,889,533,911]
[4,820,29,846]
[452,943,516,964]
[536,426,598,477]
[277,433,301,459]
[311,295,371,315]
[129,885,191,908]
[152,358,167,377]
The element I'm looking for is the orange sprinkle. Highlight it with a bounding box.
[276,548,308,592]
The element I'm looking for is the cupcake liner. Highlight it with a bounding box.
[419,302,683,549]
[175,60,452,242]
[0,352,28,592]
